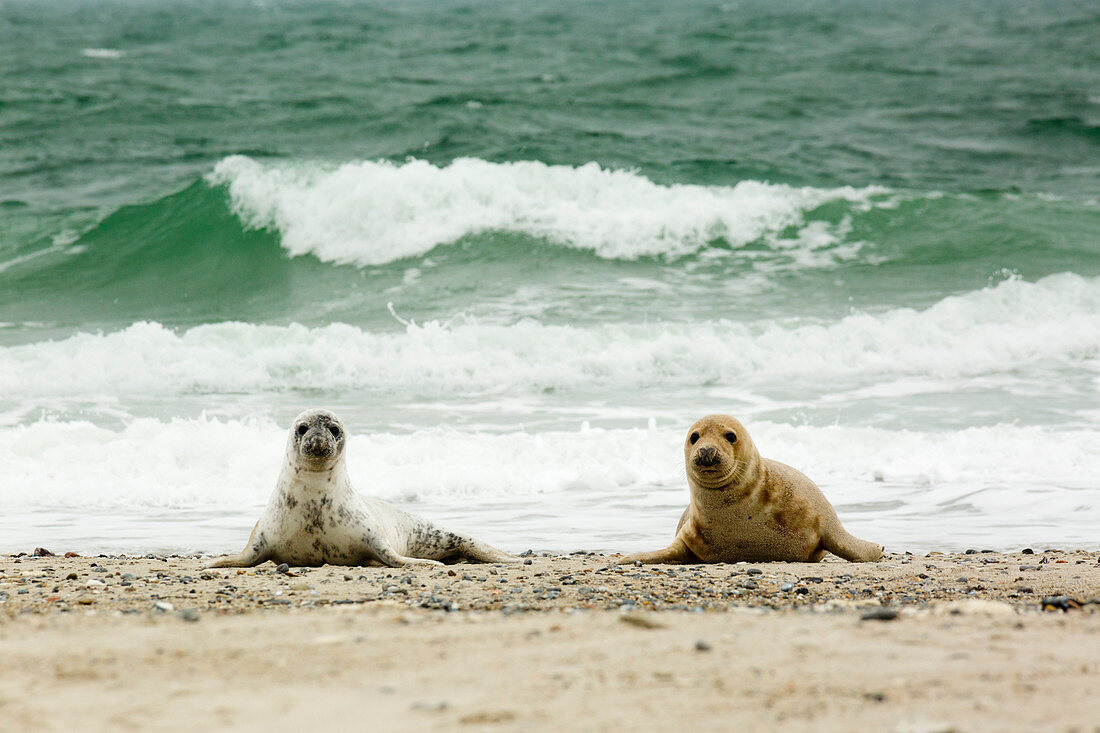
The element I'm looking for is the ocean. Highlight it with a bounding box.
[2,0,1098,556]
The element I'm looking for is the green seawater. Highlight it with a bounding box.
[2,0,1099,335]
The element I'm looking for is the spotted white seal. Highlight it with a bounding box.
[205,409,518,568]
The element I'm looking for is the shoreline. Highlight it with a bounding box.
[2,552,1098,731]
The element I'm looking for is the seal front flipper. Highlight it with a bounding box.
[617,537,697,565]
[203,521,271,568]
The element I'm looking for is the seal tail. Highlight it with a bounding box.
[821,525,884,563]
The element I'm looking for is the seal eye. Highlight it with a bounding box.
[689,432,700,445]
[296,424,308,437]
[328,425,342,439]
[725,431,737,444]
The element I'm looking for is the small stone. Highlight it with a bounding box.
[695,639,712,652]
[860,608,899,621]
[289,582,312,591]
[180,609,200,622]
[1041,595,1082,612]
[1021,548,1034,554]
[781,583,795,592]
[65,572,78,580]
[276,563,290,574]
[63,552,80,558]
[85,579,105,589]
[739,579,757,590]
[524,559,533,565]
[344,574,353,581]
[411,700,448,713]
[964,549,977,554]
[746,568,762,575]
[33,547,54,557]
[77,596,94,605]
[620,613,663,629]
[154,601,175,612]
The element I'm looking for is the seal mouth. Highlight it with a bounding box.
[689,465,734,488]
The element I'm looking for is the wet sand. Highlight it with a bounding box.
[2,550,1098,731]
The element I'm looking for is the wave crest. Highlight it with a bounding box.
[1,273,1096,400]
[209,155,888,264]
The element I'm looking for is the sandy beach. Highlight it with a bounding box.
[1,550,1097,732]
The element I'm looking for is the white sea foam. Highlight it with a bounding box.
[208,155,888,264]
[1,273,1097,400]
[1,418,1097,552]
[81,48,125,60]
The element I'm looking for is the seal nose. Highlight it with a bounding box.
[303,434,328,457]
[695,445,720,468]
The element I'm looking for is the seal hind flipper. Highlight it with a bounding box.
[821,525,883,562]
[451,535,520,564]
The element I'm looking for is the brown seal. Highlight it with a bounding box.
[621,415,883,564]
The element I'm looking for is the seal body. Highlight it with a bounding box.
[621,415,883,564]
[205,409,518,568]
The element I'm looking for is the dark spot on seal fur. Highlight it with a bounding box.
[284,495,299,509]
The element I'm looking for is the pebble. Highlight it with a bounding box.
[780,583,795,592]
[694,639,712,652]
[276,563,290,574]
[154,601,175,612]
[746,568,762,576]
[180,609,200,622]
[65,572,78,580]
[860,608,899,621]
[620,614,664,629]
[411,701,448,713]
[1041,595,1082,612]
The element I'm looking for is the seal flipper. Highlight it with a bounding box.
[617,537,698,565]
[450,535,519,564]
[821,525,883,563]
[364,532,444,568]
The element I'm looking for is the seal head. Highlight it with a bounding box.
[685,414,760,495]
[289,409,346,472]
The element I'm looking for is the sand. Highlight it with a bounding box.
[1,550,1098,732]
